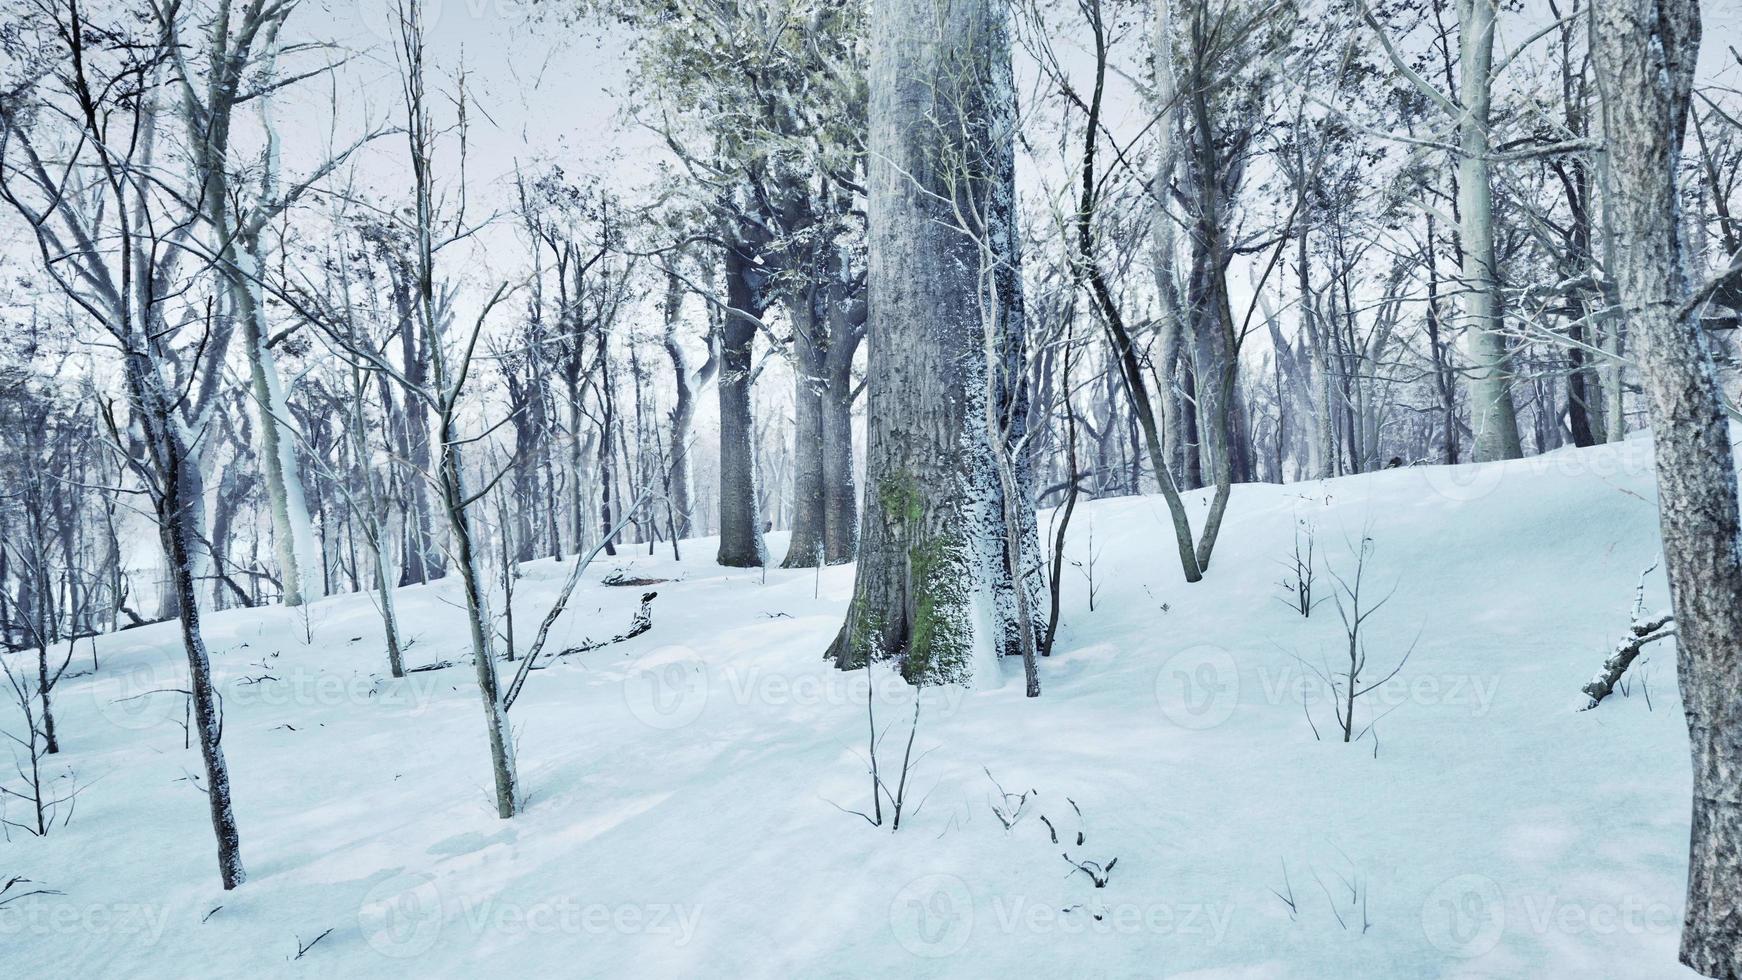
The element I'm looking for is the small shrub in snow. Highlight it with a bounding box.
[1277,518,1320,617]
[834,661,930,831]
[1299,534,1417,752]
[1,659,80,838]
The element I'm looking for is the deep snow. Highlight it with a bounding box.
[0,435,1705,977]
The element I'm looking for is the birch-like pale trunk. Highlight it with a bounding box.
[1593,1,1741,974]
[1149,0,1188,489]
[661,271,715,540]
[170,3,322,605]
[1453,0,1523,461]
[1362,0,1521,460]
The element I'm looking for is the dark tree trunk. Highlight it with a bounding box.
[717,243,769,567]
[126,349,246,890]
[782,284,829,568]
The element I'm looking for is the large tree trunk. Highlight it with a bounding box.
[825,0,1036,686]
[1593,1,1740,974]
[1455,0,1524,461]
[717,244,769,567]
[782,283,829,567]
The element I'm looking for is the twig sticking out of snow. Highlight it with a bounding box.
[293,928,333,960]
[1061,853,1118,888]
[1269,859,1298,920]
[0,875,62,909]
[985,768,1033,832]
[830,662,931,831]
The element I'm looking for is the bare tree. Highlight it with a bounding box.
[1592,0,1742,972]
[0,1,246,888]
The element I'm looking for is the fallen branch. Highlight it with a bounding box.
[548,592,657,659]
[601,569,670,587]
[1581,562,1677,709]
[1582,613,1676,709]
[499,492,652,712]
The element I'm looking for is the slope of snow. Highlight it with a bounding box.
[1,436,1701,977]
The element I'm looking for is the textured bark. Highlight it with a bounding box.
[1454,0,1523,461]
[436,424,518,818]
[1149,0,1188,490]
[782,283,829,568]
[127,351,247,889]
[826,0,1037,686]
[1593,1,1741,973]
[717,243,769,567]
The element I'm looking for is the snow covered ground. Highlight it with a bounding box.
[1,435,1703,977]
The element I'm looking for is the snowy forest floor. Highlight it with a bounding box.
[1,434,1704,978]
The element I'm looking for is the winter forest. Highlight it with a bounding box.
[1,0,1740,974]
